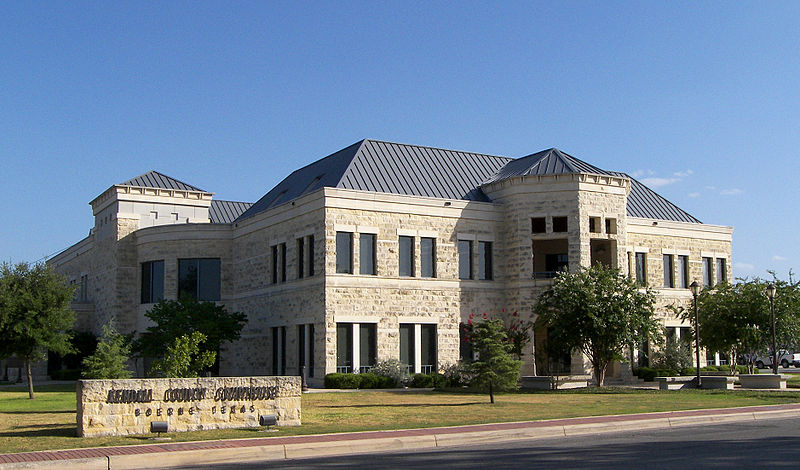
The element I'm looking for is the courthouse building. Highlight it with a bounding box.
[49,139,733,384]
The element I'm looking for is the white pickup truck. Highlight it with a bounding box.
[753,351,800,369]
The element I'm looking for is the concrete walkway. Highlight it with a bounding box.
[2,403,800,469]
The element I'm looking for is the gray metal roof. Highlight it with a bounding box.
[209,200,253,224]
[485,148,613,183]
[237,139,510,221]
[235,139,702,225]
[120,171,206,192]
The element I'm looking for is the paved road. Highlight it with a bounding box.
[176,417,800,469]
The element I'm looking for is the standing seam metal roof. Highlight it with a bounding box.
[119,170,206,192]
[209,200,253,224]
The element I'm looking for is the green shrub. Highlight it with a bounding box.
[357,372,380,389]
[431,373,447,389]
[410,373,434,388]
[370,359,408,385]
[635,367,679,381]
[324,373,362,389]
[441,362,473,387]
[377,375,398,388]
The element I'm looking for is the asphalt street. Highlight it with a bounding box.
[175,417,800,470]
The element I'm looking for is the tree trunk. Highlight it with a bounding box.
[594,362,606,387]
[489,380,494,404]
[26,359,35,399]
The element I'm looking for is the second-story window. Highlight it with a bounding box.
[360,233,376,275]
[272,243,286,284]
[458,240,473,280]
[635,252,647,286]
[420,237,436,278]
[297,237,305,279]
[336,232,353,274]
[178,258,220,301]
[399,235,414,277]
[716,258,727,285]
[478,241,493,280]
[677,255,689,288]
[663,254,674,288]
[141,260,164,304]
[702,257,713,287]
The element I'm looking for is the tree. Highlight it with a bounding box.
[0,262,76,398]
[149,332,216,378]
[468,317,521,403]
[649,329,693,371]
[534,264,660,387]
[134,298,246,375]
[81,322,133,379]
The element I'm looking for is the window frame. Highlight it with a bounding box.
[458,240,473,280]
[336,232,353,274]
[398,235,415,277]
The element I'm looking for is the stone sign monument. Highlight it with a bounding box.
[77,376,301,437]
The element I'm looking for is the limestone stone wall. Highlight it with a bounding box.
[77,376,300,438]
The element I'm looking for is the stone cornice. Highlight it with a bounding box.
[627,217,733,240]
[482,172,631,198]
[47,234,94,267]
[90,185,214,215]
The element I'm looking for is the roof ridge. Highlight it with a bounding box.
[334,139,369,187]
[362,138,512,161]
[120,170,206,192]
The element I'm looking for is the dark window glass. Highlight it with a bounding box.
[545,254,569,273]
[297,237,305,279]
[460,322,474,362]
[531,217,546,233]
[308,323,315,377]
[280,243,286,283]
[336,323,353,373]
[297,324,305,375]
[716,258,727,285]
[359,323,377,372]
[272,326,286,375]
[702,257,713,287]
[677,255,689,288]
[141,260,164,304]
[421,324,437,374]
[478,241,493,280]
[359,233,376,275]
[308,235,315,276]
[178,258,220,301]
[420,237,436,278]
[552,216,568,232]
[336,232,353,274]
[271,245,278,284]
[458,240,473,280]
[399,236,414,277]
[635,252,647,285]
[663,255,674,288]
[399,324,414,373]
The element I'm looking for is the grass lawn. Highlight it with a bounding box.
[2,384,800,454]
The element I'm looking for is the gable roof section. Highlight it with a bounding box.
[120,171,206,192]
[236,140,511,221]
[485,148,613,183]
[209,200,253,224]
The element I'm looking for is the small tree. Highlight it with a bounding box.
[134,298,246,375]
[0,262,75,398]
[81,322,133,379]
[534,264,660,387]
[469,318,521,403]
[149,332,216,378]
[649,330,693,371]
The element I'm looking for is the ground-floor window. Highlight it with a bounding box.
[336,322,376,373]
[272,326,286,375]
[400,323,437,374]
[297,323,315,378]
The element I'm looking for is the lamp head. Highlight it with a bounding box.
[689,280,700,297]
[766,283,776,300]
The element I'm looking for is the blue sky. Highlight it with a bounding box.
[1,2,797,280]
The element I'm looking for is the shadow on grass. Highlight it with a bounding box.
[0,426,76,438]
[320,402,485,408]
[1,410,75,414]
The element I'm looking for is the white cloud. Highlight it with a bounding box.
[688,192,700,198]
[640,177,680,188]
[773,255,788,261]
[673,169,694,178]
[631,169,654,178]
[705,185,717,191]
[720,188,743,196]
[735,262,755,271]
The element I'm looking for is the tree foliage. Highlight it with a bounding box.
[81,322,133,379]
[133,298,246,374]
[468,318,521,403]
[534,264,660,386]
[149,332,217,378]
[0,262,75,398]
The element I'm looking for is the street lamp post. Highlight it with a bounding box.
[766,283,777,375]
[690,280,701,389]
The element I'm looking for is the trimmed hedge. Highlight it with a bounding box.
[635,367,678,381]
[635,365,758,381]
[409,373,447,388]
[323,372,398,389]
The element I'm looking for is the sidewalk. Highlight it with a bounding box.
[2,403,800,470]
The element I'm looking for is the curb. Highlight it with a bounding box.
[3,404,800,469]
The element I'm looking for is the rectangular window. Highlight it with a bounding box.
[297,323,315,377]
[635,252,647,285]
[545,254,569,273]
[359,323,377,373]
[552,216,568,232]
[336,232,353,274]
[702,257,713,287]
[458,240,473,280]
[336,323,353,373]
[663,254,674,288]
[589,217,601,233]
[178,258,220,301]
[716,258,727,285]
[531,217,546,233]
[271,326,286,375]
[80,274,89,302]
[141,260,164,304]
[271,245,279,284]
[280,243,286,283]
[359,233,376,275]
[420,324,437,374]
[307,235,315,276]
[677,255,689,289]
[478,241,493,280]
[605,218,617,234]
[399,324,414,374]
[297,237,305,279]
[420,237,436,278]
[399,235,414,277]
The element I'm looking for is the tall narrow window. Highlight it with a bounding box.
[307,235,315,276]
[635,252,647,286]
[458,240,473,280]
[663,254,674,288]
[178,258,220,301]
[271,245,279,284]
[420,237,436,278]
[280,243,287,283]
[272,326,286,375]
[399,324,414,374]
[478,241,493,280]
[716,258,727,285]
[297,323,315,377]
[80,274,89,301]
[296,237,305,279]
[141,260,164,304]
[336,323,353,373]
[399,235,414,277]
[677,255,689,288]
[336,232,353,274]
[702,257,713,287]
[359,323,377,373]
[420,324,437,374]
[359,233,376,275]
